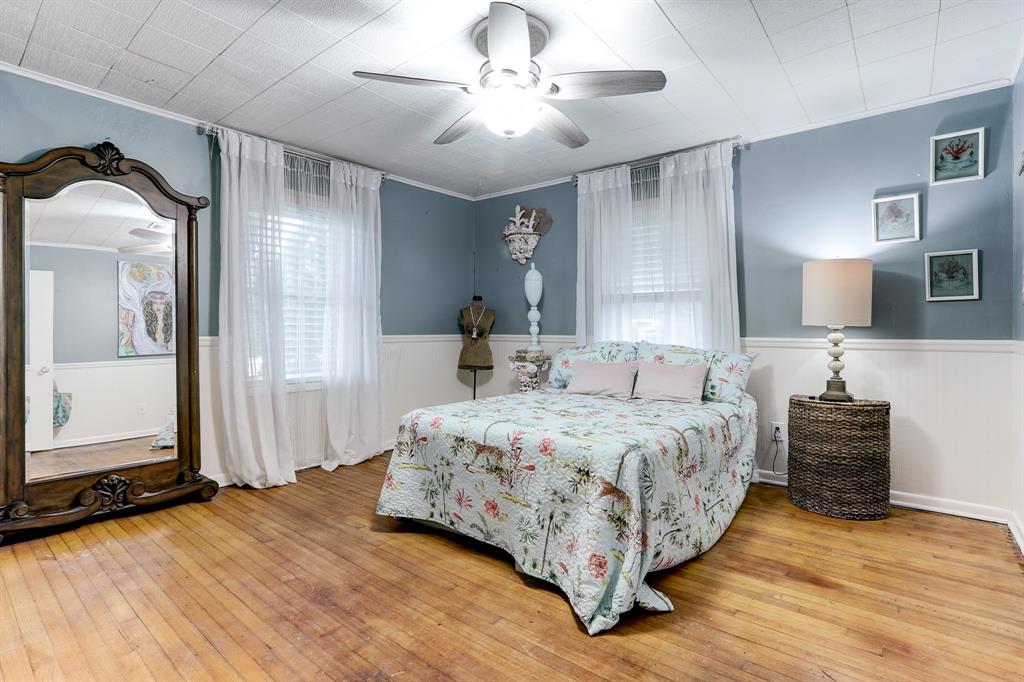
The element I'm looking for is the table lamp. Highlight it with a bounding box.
[802,259,873,402]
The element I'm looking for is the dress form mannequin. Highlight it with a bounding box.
[458,296,494,399]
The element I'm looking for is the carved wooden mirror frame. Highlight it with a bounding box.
[0,142,218,542]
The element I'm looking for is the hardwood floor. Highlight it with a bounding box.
[27,437,173,481]
[1,454,1021,681]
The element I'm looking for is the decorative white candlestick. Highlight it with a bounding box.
[524,262,543,351]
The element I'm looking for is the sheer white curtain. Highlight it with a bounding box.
[575,164,632,346]
[575,141,739,351]
[217,129,383,487]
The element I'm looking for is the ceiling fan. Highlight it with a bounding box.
[119,223,173,254]
[352,2,667,148]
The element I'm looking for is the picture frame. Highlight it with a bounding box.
[871,193,919,244]
[925,249,979,302]
[930,128,984,185]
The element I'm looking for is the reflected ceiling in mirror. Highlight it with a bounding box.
[26,180,174,254]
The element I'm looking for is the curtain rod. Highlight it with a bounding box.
[571,135,743,185]
[199,122,390,181]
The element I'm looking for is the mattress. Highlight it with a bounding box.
[376,388,757,634]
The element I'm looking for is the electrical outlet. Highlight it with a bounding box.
[770,421,787,443]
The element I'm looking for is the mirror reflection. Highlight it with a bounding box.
[24,180,178,481]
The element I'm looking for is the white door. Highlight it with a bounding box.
[26,270,54,452]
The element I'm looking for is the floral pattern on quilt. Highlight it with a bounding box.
[548,342,638,388]
[638,341,755,405]
[376,389,757,634]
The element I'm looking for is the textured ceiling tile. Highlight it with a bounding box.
[666,82,755,140]
[936,0,1024,42]
[163,91,238,121]
[933,20,1023,90]
[313,39,390,78]
[769,7,853,62]
[31,16,126,67]
[574,0,677,49]
[284,62,361,100]
[278,0,388,38]
[37,0,141,48]
[99,67,175,106]
[345,0,483,69]
[112,51,192,90]
[614,31,697,71]
[792,68,865,121]
[858,46,933,108]
[180,0,275,30]
[198,55,278,95]
[855,13,939,65]
[663,0,767,55]
[146,0,243,53]
[727,69,810,134]
[94,0,159,21]
[247,5,339,60]
[220,32,306,79]
[127,24,216,74]
[178,72,253,111]
[0,2,37,40]
[21,43,109,87]
[752,0,846,34]
[783,41,858,84]
[848,0,939,36]
[0,33,27,64]
[393,32,483,85]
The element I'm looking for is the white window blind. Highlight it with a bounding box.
[280,152,330,382]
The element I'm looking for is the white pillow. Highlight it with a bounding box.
[565,360,638,399]
[632,361,707,403]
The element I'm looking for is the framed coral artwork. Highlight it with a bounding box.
[930,128,984,185]
[871,193,919,244]
[925,249,979,302]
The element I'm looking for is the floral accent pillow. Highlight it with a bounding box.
[637,341,754,405]
[548,341,638,388]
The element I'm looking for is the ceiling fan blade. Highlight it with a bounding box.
[434,110,483,145]
[129,227,173,243]
[540,70,667,99]
[119,244,172,254]
[534,104,589,149]
[487,2,530,77]
[352,71,470,93]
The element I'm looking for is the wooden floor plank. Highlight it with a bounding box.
[0,454,1021,682]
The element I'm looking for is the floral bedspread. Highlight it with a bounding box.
[376,389,757,634]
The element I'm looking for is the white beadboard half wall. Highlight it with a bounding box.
[197,335,1023,551]
[49,358,176,449]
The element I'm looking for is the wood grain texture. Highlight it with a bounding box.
[0,454,1021,681]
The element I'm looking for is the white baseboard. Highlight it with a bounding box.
[1009,510,1024,557]
[756,468,1014,526]
[48,428,159,450]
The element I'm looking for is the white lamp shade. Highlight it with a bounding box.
[802,259,873,327]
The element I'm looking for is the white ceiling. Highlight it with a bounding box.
[26,181,173,250]
[2,0,1022,197]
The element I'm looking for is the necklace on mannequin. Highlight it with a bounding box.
[469,305,485,339]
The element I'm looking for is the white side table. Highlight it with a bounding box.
[509,349,551,392]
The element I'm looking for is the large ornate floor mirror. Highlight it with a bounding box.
[0,143,218,542]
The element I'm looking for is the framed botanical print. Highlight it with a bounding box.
[872,193,919,244]
[930,128,984,185]
[925,249,979,301]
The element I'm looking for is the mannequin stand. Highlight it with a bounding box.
[471,369,478,400]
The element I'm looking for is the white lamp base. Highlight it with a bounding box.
[819,325,853,402]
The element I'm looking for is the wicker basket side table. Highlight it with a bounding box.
[787,395,891,520]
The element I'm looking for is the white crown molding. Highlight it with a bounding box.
[472,176,574,201]
[742,337,1021,354]
[387,176,475,202]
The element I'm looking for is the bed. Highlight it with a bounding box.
[376,387,757,634]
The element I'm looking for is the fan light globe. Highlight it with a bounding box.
[479,84,541,137]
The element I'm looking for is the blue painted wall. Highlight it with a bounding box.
[380,180,475,334]
[473,183,578,335]
[0,70,220,336]
[1013,64,1024,342]
[29,246,173,363]
[737,86,1014,340]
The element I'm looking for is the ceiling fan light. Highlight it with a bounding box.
[479,83,541,138]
